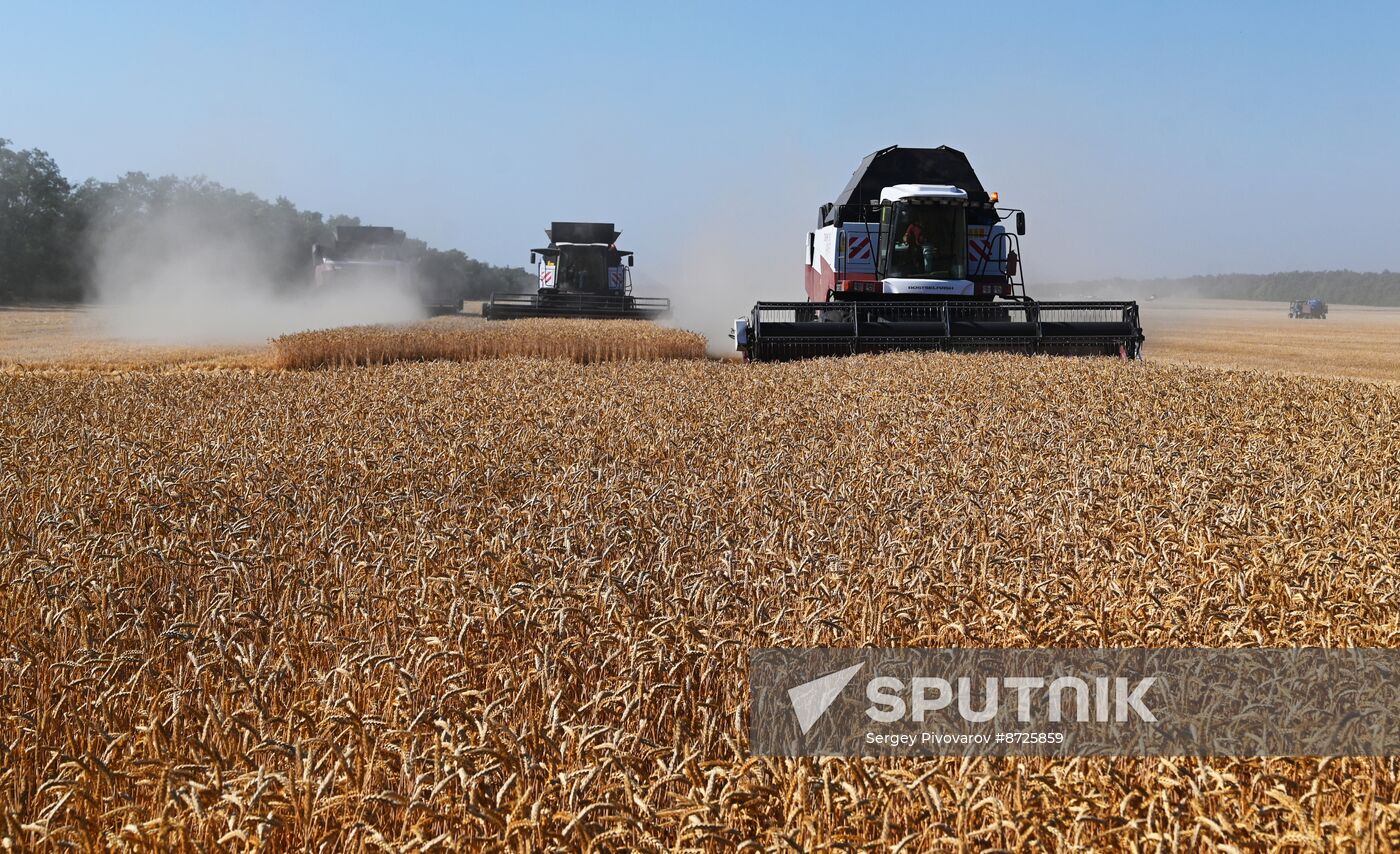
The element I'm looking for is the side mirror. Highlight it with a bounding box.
[1016,212,1026,236]
[627,256,634,267]
[530,253,537,264]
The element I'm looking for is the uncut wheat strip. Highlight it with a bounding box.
[271,320,705,369]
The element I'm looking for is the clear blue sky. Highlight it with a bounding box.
[4,0,1398,288]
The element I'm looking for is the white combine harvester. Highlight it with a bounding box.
[733,146,1145,361]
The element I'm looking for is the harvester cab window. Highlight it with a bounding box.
[887,203,966,280]
[557,247,610,294]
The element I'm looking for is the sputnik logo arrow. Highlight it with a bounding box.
[788,663,864,734]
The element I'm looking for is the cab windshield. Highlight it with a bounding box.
[883,203,967,279]
[557,246,608,292]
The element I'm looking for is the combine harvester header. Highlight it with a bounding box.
[733,146,1144,361]
[483,222,669,321]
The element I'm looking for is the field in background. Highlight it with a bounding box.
[0,306,704,371]
[2,353,1398,849]
[5,300,1399,381]
[1141,298,1400,382]
[0,304,273,369]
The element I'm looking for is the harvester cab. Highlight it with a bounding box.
[312,226,414,291]
[872,183,1024,298]
[483,222,669,320]
[734,145,1144,362]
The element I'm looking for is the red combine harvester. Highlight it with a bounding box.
[733,146,1144,361]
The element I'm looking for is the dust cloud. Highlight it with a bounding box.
[89,207,423,345]
[645,190,811,356]
[1035,277,1206,302]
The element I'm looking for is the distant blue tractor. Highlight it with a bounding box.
[1289,299,1328,319]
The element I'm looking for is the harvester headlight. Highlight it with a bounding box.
[990,191,1000,203]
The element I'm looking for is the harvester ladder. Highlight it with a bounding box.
[984,231,1028,299]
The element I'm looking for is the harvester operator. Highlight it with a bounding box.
[902,221,935,273]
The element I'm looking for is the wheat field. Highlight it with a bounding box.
[1141,298,1400,383]
[272,319,707,368]
[3,349,1398,850]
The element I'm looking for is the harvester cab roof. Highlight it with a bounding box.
[530,221,635,273]
[823,145,1001,226]
[878,184,968,203]
[545,221,622,245]
[532,221,633,267]
[324,226,406,259]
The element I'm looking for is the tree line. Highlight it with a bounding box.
[0,138,534,305]
[1056,271,1400,306]
[1158,271,1400,306]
